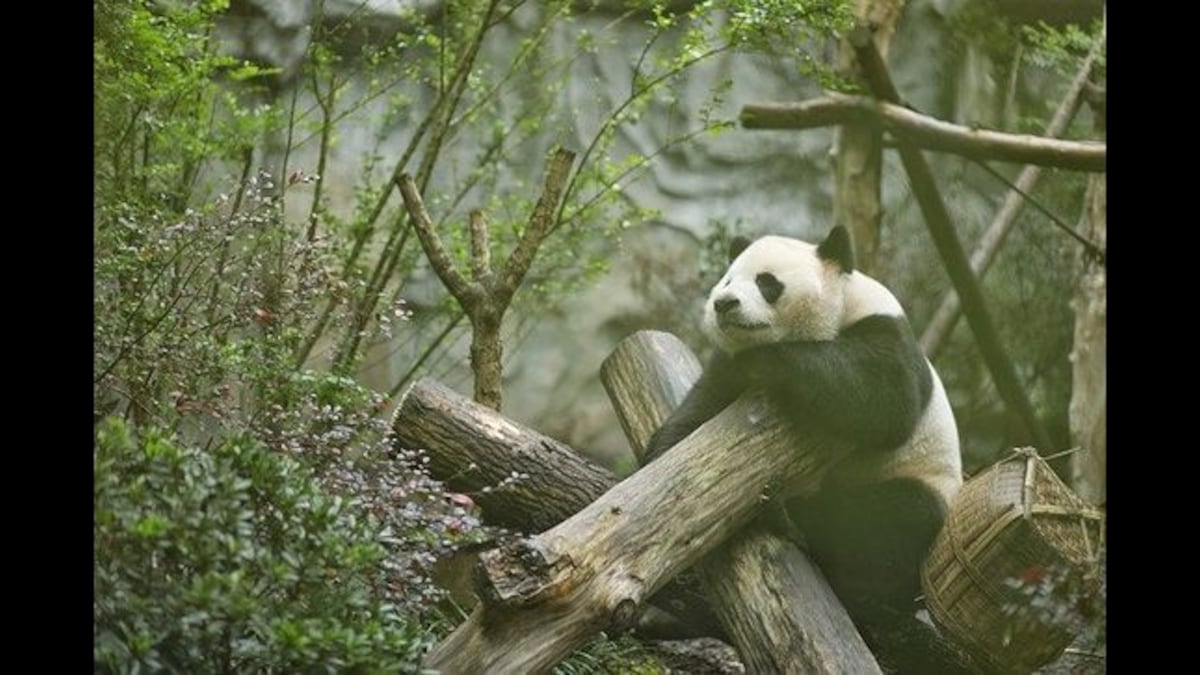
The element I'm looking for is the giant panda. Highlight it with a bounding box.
[643,226,973,674]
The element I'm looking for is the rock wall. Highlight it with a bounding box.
[214,0,1095,467]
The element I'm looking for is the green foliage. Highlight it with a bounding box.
[1020,20,1106,78]
[94,0,858,388]
[93,2,860,671]
[94,417,436,673]
[715,0,854,89]
[945,0,1022,64]
[94,0,278,212]
[92,173,380,445]
[945,2,1103,135]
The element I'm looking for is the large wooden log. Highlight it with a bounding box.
[390,377,614,534]
[419,364,856,672]
[602,331,882,674]
[391,377,723,637]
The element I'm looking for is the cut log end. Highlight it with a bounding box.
[476,538,572,606]
[610,598,639,633]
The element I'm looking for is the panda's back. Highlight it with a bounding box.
[827,271,963,505]
[821,364,963,506]
[842,271,905,327]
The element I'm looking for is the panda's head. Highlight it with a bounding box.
[703,227,862,353]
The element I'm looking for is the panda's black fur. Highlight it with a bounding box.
[643,227,975,674]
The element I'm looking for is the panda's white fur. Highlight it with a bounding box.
[704,235,854,346]
[704,234,901,347]
[645,227,972,673]
[702,233,962,505]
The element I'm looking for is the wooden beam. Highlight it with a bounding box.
[741,95,1104,172]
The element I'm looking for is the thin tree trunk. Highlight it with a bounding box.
[846,27,1055,452]
[1069,172,1105,505]
[833,0,905,275]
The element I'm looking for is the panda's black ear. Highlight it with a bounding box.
[817,226,855,273]
[728,235,751,263]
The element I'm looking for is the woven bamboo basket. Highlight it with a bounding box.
[921,448,1105,674]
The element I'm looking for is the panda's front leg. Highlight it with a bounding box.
[734,341,816,389]
[727,343,817,549]
[642,352,748,464]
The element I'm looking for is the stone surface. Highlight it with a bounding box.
[214,0,1093,466]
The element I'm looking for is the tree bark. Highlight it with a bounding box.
[833,0,905,275]
[601,331,882,674]
[390,378,615,533]
[698,531,882,674]
[1069,173,1105,505]
[420,368,857,672]
[391,377,724,636]
[468,309,503,410]
[741,94,1105,172]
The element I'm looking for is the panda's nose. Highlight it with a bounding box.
[713,297,739,315]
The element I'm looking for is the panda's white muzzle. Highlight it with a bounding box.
[712,297,768,332]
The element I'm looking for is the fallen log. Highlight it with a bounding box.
[390,378,614,534]
[391,377,722,637]
[412,346,858,672]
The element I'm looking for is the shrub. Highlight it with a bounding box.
[94,416,438,673]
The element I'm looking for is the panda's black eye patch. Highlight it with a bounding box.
[756,272,783,304]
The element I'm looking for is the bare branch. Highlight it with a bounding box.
[396,173,476,303]
[741,94,1105,172]
[499,146,576,302]
[469,208,492,282]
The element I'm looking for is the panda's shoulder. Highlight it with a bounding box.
[842,271,905,325]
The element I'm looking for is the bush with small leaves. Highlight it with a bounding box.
[94,416,439,673]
